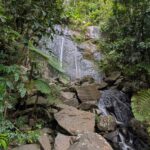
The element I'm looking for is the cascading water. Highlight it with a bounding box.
[39,25,103,82]
[59,27,68,68]
[98,89,149,150]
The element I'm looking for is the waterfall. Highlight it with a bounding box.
[59,27,68,68]
[98,89,149,150]
[60,36,64,68]
[74,48,81,79]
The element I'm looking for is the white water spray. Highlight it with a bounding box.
[59,27,68,68]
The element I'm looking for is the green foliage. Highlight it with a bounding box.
[0,65,27,117]
[34,79,51,94]
[0,0,63,146]
[132,89,150,122]
[131,89,150,134]
[0,119,40,146]
[0,134,8,150]
[100,0,150,80]
[64,0,113,29]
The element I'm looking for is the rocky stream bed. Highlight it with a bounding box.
[10,25,150,150]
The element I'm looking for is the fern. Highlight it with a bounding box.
[131,89,150,121]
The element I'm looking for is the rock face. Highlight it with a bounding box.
[12,144,41,150]
[76,84,100,102]
[97,115,117,132]
[78,41,97,54]
[39,25,103,82]
[54,106,95,135]
[54,133,73,150]
[68,132,113,150]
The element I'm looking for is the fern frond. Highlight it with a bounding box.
[131,89,150,121]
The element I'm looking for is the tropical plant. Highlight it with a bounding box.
[0,0,63,146]
[131,89,150,134]
[63,0,113,29]
[100,0,150,82]
[0,134,8,150]
[132,89,150,122]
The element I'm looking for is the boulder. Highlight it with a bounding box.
[38,133,52,150]
[54,106,95,135]
[60,91,79,107]
[97,81,108,90]
[68,132,113,150]
[104,72,121,84]
[54,133,74,150]
[104,130,119,143]
[60,91,75,100]
[78,101,97,111]
[12,144,41,150]
[75,84,100,102]
[97,115,117,132]
[86,26,101,40]
[54,104,74,110]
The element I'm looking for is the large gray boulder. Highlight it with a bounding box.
[75,84,101,102]
[68,132,113,150]
[54,106,95,135]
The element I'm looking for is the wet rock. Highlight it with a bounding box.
[129,118,150,141]
[54,106,95,135]
[97,81,108,90]
[39,134,51,150]
[98,89,133,124]
[76,84,100,102]
[114,77,124,86]
[68,132,113,150]
[78,101,97,111]
[104,130,119,143]
[97,115,117,132]
[86,26,101,40]
[54,133,74,150]
[122,82,133,93]
[104,71,121,84]
[12,144,41,150]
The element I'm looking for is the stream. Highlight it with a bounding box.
[98,89,149,150]
[39,25,149,150]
